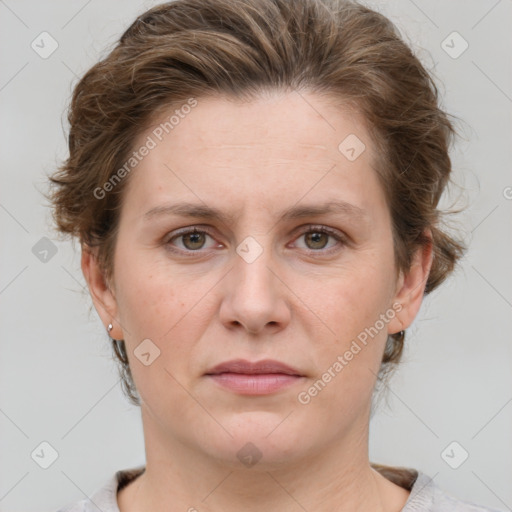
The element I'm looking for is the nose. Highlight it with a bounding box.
[218,240,291,336]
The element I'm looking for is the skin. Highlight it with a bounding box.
[82,90,433,512]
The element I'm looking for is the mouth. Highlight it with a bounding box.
[204,359,305,395]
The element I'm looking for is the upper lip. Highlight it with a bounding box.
[205,359,303,376]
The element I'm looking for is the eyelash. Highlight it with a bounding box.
[164,225,347,257]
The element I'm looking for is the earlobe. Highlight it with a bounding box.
[388,229,434,335]
[81,244,122,339]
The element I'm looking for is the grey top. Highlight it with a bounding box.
[56,465,505,512]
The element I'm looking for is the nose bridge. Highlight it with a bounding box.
[219,231,289,333]
[234,233,277,300]
[231,203,276,281]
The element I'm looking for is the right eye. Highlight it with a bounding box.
[164,227,221,254]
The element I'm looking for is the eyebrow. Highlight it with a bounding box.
[143,200,368,226]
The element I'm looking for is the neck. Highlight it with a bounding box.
[118,407,409,512]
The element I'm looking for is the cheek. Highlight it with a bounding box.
[310,258,394,340]
[295,275,391,423]
[112,248,217,378]
[113,264,198,407]
[299,250,395,388]
[113,242,189,335]
[115,271,173,337]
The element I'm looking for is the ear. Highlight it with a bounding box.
[387,229,434,335]
[81,244,123,340]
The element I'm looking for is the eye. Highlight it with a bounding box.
[165,227,219,253]
[164,225,347,257]
[292,225,346,254]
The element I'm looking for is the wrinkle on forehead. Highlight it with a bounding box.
[202,143,328,150]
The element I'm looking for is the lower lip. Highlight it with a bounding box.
[206,373,302,395]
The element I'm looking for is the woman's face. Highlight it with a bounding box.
[84,91,431,468]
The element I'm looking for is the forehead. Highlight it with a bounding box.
[145,91,371,159]
[120,91,386,221]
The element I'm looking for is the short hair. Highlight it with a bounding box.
[48,0,465,406]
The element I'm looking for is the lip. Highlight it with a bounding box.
[205,359,304,395]
[206,359,303,376]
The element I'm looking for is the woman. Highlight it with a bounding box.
[48,0,503,511]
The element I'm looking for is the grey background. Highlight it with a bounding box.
[0,0,511,511]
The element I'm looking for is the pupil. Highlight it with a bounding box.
[185,232,204,249]
[307,232,327,249]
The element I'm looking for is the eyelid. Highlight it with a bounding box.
[165,225,215,240]
[164,225,219,249]
[293,223,346,239]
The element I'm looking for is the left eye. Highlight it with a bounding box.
[293,228,343,252]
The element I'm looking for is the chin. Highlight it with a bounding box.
[198,412,310,470]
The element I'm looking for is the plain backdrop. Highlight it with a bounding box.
[0,1,511,511]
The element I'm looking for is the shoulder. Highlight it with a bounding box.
[371,464,505,512]
[403,470,506,512]
[55,466,145,512]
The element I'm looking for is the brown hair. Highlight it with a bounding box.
[48,0,465,408]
